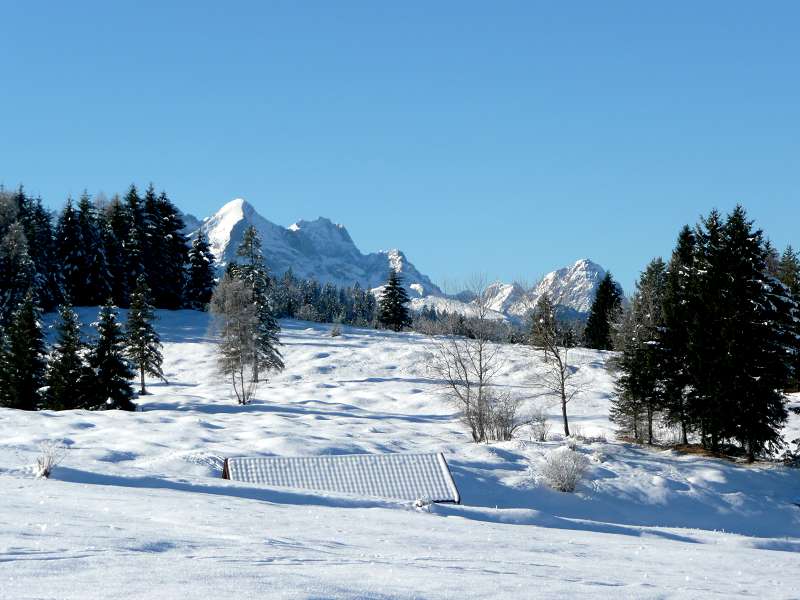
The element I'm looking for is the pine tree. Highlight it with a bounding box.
[184,232,216,309]
[233,225,284,381]
[17,192,61,311]
[44,303,93,410]
[378,269,411,332]
[125,275,165,394]
[0,291,46,410]
[0,221,35,326]
[124,184,146,301]
[76,191,111,305]
[88,302,135,410]
[155,191,189,309]
[719,206,791,460]
[660,226,697,444]
[612,258,666,444]
[584,272,622,350]
[102,196,130,306]
[56,198,85,304]
[778,245,800,298]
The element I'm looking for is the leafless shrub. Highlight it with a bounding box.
[35,441,66,479]
[330,324,342,337]
[530,408,551,442]
[487,391,525,442]
[540,447,588,492]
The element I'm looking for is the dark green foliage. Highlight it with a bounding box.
[102,196,130,306]
[0,221,35,326]
[76,192,111,305]
[778,245,800,298]
[142,186,189,309]
[125,275,165,394]
[0,292,46,410]
[55,199,85,305]
[184,232,216,309]
[17,192,61,310]
[584,272,622,350]
[124,184,147,300]
[88,302,135,411]
[621,206,798,459]
[612,258,666,443]
[44,303,93,410]
[378,269,411,332]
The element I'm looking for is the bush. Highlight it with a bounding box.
[530,408,551,442]
[35,441,66,479]
[330,324,342,337]
[540,447,588,492]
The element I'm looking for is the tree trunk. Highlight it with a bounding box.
[140,366,146,395]
[561,393,570,437]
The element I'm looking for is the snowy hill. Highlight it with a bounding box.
[195,198,442,297]
[1,310,798,598]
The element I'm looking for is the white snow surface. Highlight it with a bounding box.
[1,309,799,599]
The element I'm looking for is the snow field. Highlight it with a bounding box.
[0,309,799,598]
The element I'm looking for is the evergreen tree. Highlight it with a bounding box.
[88,302,135,410]
[612,258,666,444]
[125,275,165,394]
[102,196,130,306]
[0,222,35,326]
[719,207,792,459]
[233,225,284,381]
[55,198,85,305]
[44,303,93,410]
[378,269,411,332]
[154,191,189,309]
[76,191,111,305]
[778,245,800,298]
[584,272,623,350]
[124,184,146,300]
[0,291,46,410]
[659,226,697,444]
[17,192,61,310]
[184,232,216,309]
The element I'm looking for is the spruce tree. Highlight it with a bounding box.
[0,291,46,410]
[184,232,216,309]
[102,196,130,306]
[778,245,800,298]
[44,303,93,410]
[55,198,85,304]
[612,258,666,444]
[155,191,189,309]
[76,191,111,305]
[125,275,165,394]
[88,302,135,410]
[233,225,284,381]
[659,226,697,444]
[378,269,411,332]
[18,193,61,311]
[0,222,35,326]
[124,185,146,300]
[584,272,622,350]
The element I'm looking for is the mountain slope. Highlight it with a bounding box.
[195,198,442,296]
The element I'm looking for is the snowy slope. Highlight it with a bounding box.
[196,199,442,296]
[1,310,799,599]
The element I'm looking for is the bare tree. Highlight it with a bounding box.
[210,275,259,405]
[523,291,585,438]
[428,276,523,442]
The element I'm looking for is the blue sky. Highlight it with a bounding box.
[2,1,798,293]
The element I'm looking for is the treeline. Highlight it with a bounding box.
[0,185,217,325]
[0,276,164,411]
[613,206,800,460]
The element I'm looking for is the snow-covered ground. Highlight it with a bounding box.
[1,310,799,599]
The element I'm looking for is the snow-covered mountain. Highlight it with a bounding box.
[194,199,442,296]
[193,199,615,319]
[413,259,613,321]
